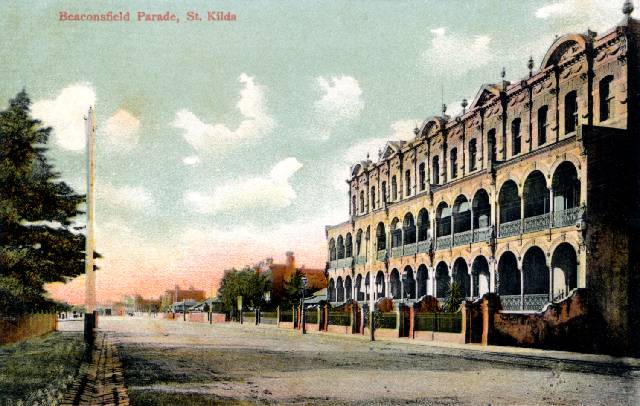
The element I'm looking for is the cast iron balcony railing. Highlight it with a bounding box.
[355,255,367,265]
[453,230,473,247]
[403,243,417,256]
[417,239,431,253]
[377,249,387,261]
[391,246,403,258]
[498,219,522,238]
[523,213,551,233]
[499,294,550,311]
[435,235,452,250]
[552,206,582,228]
[473,226,491,242]
[337,257,353,268]
[329,260,338,269]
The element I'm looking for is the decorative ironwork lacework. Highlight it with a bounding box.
[377,312,397,329]
[498,219,521,238]
[305,309,318,324]
[391,247,403,258]
[403,243,417,256]
[435,235,452,250]
[523,294,550,311]
[376,249,387,261]
[337,257,353,268]
[473,227,491,242]
[329,260,338,269]
[553,207,582,228]
[523,213,550,233]
[328,312,350,326]
[453,230,473,246]
[500,295,522,311]
[417,239,431,253]
[355,256,367,265]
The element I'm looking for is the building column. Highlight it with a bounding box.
[519,266,524,311]
[548,256,554,301]
[489,257,497,293]
[469,269,475,299]
[520,194,525,234]
[400,277,404,301]
[549,187,555,227]
[385,274,391,298]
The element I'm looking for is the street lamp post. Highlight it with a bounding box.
[301,276,307,335]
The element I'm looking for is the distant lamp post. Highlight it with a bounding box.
[301,276,308,335]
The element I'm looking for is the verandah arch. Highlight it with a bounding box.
[345,275,353,301]
[336,276,344,302]
[390,268,401,299]
[435,261,450,299]
[417,264,429,298]
[551,242,577,299]
[472,255,490,298]
[403,265,416,300]
[452,257,470,298]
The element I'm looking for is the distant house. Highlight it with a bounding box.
[160,285,206,311]
[256,251,327,304]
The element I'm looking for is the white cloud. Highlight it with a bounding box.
[32,83,96,152]
[314,76,364,127]
[102,109,141,151]
[534,0,622,31]
[172,73,275,152]
[422,27,493,76]
[184,157,303,214]
[99,182,155,210]
[182,155,200,166]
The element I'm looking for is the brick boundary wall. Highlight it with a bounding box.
[0,313,57,344]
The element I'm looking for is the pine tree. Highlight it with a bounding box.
[0,90,86,314]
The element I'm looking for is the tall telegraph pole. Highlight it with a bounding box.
[84,106,97,342]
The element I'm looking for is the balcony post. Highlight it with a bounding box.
[470,207,475,242]
[519,194,525,235]
[549,187,555,228]
[519,266,524,310]
[548,256,553,302]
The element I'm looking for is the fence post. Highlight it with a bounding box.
[317,307,322,330]
[395,302,401,338]
[323,304,329,331]
[409,306,415,339]
[276,306,280,327]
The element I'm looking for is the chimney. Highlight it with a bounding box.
[285,251,296,271]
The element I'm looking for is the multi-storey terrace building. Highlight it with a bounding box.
[325,3,640,355]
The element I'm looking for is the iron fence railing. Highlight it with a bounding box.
[473,227,491,242]
[377,249,387,261]
[377,312,397,329]
[500,294,550,311]
[356,255,367,265]
[414,312,462,333]
[435,235,452,250]
[337,257,353,268]
[453,230,473,246]
[279,311,293,323]
[391,247,403,258]
[417,239,431,253]
[328,312,350,326]
[552,207,582,228]
[261,312,278,324]
[305,309,319,324]
[403,243,417,256]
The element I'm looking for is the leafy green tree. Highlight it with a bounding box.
[283,269,305,304]
[443,281,464,313]
[217,267,270,311]
[0,90,87,314]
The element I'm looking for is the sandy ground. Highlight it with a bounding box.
[100,316,640,405]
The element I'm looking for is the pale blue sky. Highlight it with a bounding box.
[0,0,628,301]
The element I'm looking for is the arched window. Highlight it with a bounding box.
[468,139,477,171]
[371,186,376,209]
[511,118,521,156]
[355,229,363,256]
[359,191,365,214]
[391,176,398,201]
[390,269,401,299]
[419,162,426,191]
[538,105,548,146]
[453,195,471,233]
[405,170,411,196]
[565,91,578,134]
[436,202,452,237]
[345,233,353,258]
[390,218,402,248]
[328,238,336,261]
[351,195,356,216]
[499,180,521,223]
[345,276,352,301]
[432,156,440,184]
[488,128,497,162]
[328,279,336,302]
[403,213,416,245]
[599,75,614,122]
[450,148,458,178]
[417,208,429,241]
[381,181,387,204]
[472,189,491,229]
[523,170,549,217]
[376,222,386,251]
[336,235,345,259]
[552,161,580,210]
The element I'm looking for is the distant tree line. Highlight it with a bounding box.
[0,91,88,315]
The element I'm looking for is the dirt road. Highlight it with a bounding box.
[101,317,640,405]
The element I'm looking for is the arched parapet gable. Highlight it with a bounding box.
[469,83,502,111]
[540,34,589,69]
[549,234,581,259]
[418,116,446,139]
[495,243,521,265]
[549,155,584,182]
[523,166,553,189]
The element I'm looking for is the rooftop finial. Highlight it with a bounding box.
[461,98,468,114]
[501,67,506,80]
[528,56,534,77]
[366,152,370,160]
[413,125,420,136]
[442,103,447,116]
[623,0,634,16]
